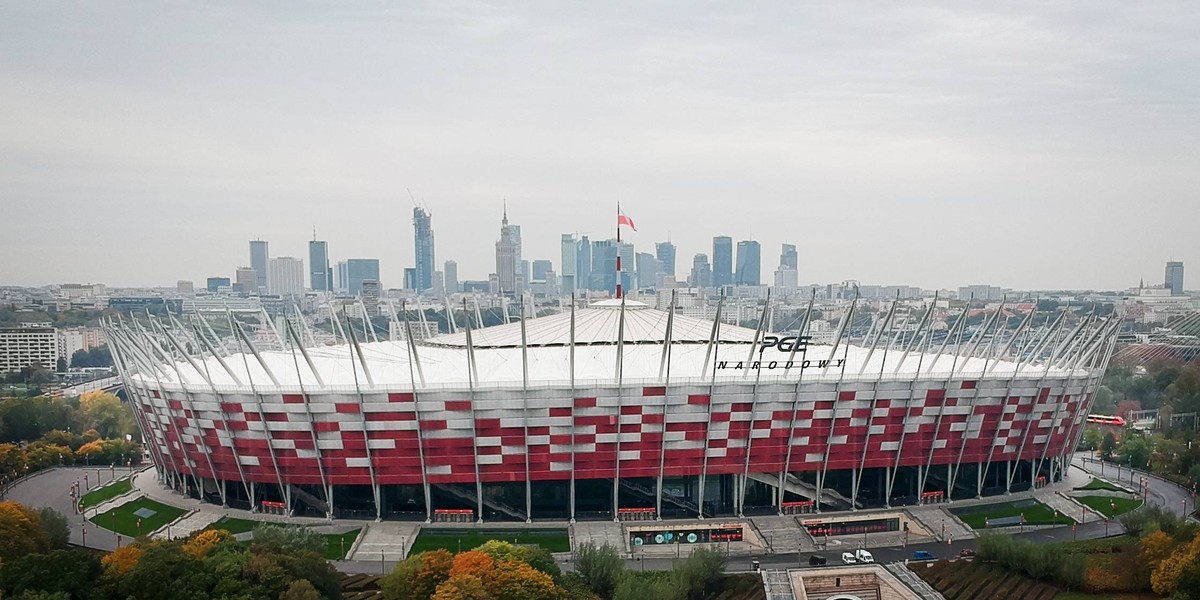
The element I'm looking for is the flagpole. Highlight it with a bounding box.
[616,202,622,299]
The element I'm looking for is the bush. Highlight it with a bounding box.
[573,543,625,600]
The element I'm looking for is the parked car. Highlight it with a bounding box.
[841,552,858,564]
[913,550,935,561]
[809,555,828,567]
[959,548,976,558]
[855,549,874,563]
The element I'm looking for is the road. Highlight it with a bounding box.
[6,454,1193,576]
[2,465,140,552]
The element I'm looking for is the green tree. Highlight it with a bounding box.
[280,579,323,600]
[38,508,70,550]
[573,543,624,600]
[613,573,673,600]
[251,524,325,556]
[1100,431,1118,460]
[79,391,134,439]
[1081,427,1102,452]
[670,547,725,600]
[1092,386,1117,414]
[0,549,100,599]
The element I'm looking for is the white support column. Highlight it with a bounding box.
[779,292,816,513]
[886,298,937,503]
[737,290,773,516]
[818,299,858,509]
[152,318,226,505]
[948,302,1007,495]
[185,316,255,505]
[655,291,677,521]
[696,295,726,520]
[612,296,628,522]
[397,300,434,522]
[343,319,383,521]
[105,325,181,488]
[519,298,533,522]
[1006,307,1075,492]
[568,297,577,523]
[918,302,971,496]
[231,321,293,514]
[978,305,1040,496]
[853,298,901,508]
[283,319,333,518]
[463,311,485,522]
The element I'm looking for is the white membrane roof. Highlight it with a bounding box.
[130,303,1090,390]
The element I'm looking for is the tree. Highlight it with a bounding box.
[183,528,234,559]
[280,579,323,600]
[432,574,490,600]
[1092,386,1117,415]
[613,574,673,600]
[0,501,50,562]
[117,541,214,600]
[1141,530,1175,574]
[669,547,726,600]
[80,391,134,439]
[573,543,624,600]
[493,560,562,600]
[1100,431,1118,460]
[252,524,325,556]
[383,549,454,600]
[38,508,70,550]
[1082,427,1102,452]
[0,549,100,600]
[100,545,145,577]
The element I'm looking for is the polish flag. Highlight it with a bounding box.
[617,211,637,231]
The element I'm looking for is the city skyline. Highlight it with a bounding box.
[2,3,1198,289]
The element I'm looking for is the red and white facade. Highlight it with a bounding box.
[106,299,1118,521]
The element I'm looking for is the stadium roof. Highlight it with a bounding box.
[120,301,1095,391]
[424,299,758,348]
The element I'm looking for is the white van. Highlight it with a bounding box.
[855,549,874,563]
[840,552,857,564]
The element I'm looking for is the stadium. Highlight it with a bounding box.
[105,298,1118,523]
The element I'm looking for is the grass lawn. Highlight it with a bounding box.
[205,517,264,535]
[1078,478,1125,493]
[951,499,1077,530]
[1076,496,1143,518]
[80,478,132,507]
[325,529,361,560]
[90,496,187,538]
[409,528,571,554]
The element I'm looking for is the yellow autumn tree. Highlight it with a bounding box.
[493,560,562,600]
[1140,530,1175,573]
[182,528,234,558]
[1151,532,1200,595]
[0,501,50,563]
[432,574,491,600]
[101,545,145,577]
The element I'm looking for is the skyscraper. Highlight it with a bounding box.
[269,257,305,297]
[779,243,797,270]
[577,236,592,292]
[235,267,256,294]
[413,207,435,291]
[346,259,380,296]
[712,236,732,287]
[655,242,676,279]
[617,242,635,293]
[532,260,553,282]
[495,205,521,295]
[636,252,660,291]
[735,240,761,286]
[560,234,578,295]
[250,240,269,293]
[590,240,617,292]
[335,261,349,294]
[444,260,459,294]
[309,236,331,292]
[690,254,711,288]
[1166,261,1185,295]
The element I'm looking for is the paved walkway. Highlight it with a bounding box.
[348,521,421,562]
[572,521,626,553]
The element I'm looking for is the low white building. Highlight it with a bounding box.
[1,323,58,373]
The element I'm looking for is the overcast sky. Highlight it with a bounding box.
[2,2,1197,291]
